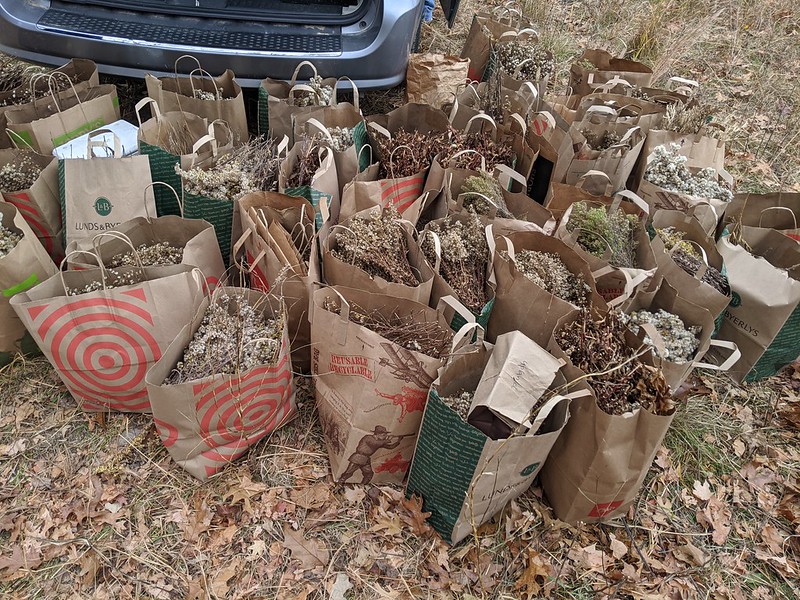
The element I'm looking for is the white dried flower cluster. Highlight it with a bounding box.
[66,268,142,296]
[621,308,701,363]
[167,292,283,384]
[422,215,486,264]
[192,88,222,101]
[0,154,43,192]
[176,160,256,201]
[107,242,183,268]
[292,75,333,107]
[507,249,589,307]
[0,223,22,258]
[495,40,555,81]
[644,144,733,202]
[441,390,474,420]
[327,126,354,151]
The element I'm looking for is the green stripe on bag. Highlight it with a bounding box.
[352,121,371,172]
[284,186,330,231]
[449,297,495,333]
[58,159,67,246]
[183,191,233,268]
[51,118,106,147]
[140,142,182,216]
[746,303,800,382]
[406,390,485,543]
[257,86,269,137]
[3,273,39,297]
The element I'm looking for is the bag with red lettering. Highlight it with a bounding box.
[310,285,456,484]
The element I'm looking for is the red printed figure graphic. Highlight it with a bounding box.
[340,425,411,484]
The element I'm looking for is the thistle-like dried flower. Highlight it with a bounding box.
[166,291,283,384]
[507,249,589,307]
[644,143,732,202]
[0,223,22,258]
[621,308,701,363]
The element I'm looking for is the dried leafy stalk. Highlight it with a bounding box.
[566,202,639,268]
[555,310,673,416]
[508,249,590,307]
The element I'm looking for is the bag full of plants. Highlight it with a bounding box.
[136,97,210,217]
[145,56,248,145]
[460,5,533,81]
[721,191,800,241]
[484,29,555,100]
[322,205,435,305]
[637,142,733,236]
[405,328,572,544]
[278,136,339,230]
[5,83,120,155]
[621,279,739,391]
[487,230,608,347]
[447,75,538,134]
[0,201,58,366]
[572,93,666,133]
[258,60,338,142]
[420,212,496,331]
[234,191,314,373]
[0,148,63,261]
[629,129,725,190]
[650,210,732,328]
[713,226,800,383]
[59,130,155,247]
[64,185,226,291]
[310,285,455,485]
[565,111,645,191]
[540,309,675,524]
[555,192,657,305]
[145,287,296,480]
[588,75,699,108]
[292,81,368,197]
[569,49,654,97]
[177,132,287,267]
[10,241,207,413]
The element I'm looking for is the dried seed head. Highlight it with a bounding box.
[0,223,22,258]
[621,309,701,363]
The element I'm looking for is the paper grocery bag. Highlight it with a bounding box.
[714,227,800,382]
[566,118,645,191]
[525,109,579,203]
[406,53,470,111]
[5,84,120,155]
[0,202,58,365]
[0,149,63,261]
[569,49,653,97]
[279,142,339,230]
[145,59,248,145]
[59,131,155,247]
[146,288,296,480]
[136,97,210,216]
[721,192,800,241]
[460,8,531,81]
[311,285,453,484]
[10,262,207,412]
[405,333,571,544]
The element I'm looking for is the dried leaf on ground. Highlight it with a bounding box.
[282,524,330,570]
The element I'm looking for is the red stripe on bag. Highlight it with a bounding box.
[380,177,424,214]
[154,418,180,447]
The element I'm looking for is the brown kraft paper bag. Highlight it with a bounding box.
[460,7,532,81]
[5,84,120,155]
[0,149,64,261]
[310,285,453,484]
[145,57,248,145]
[145,288,296,480]
[0,202,58,366]
[10,259,207,413]
[721,191,800,241]
[540,313,675,524]
[569,49,654,97]
[406,54,470,111]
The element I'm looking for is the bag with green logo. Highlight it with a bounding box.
[0,202,58,366]
[405,329,571,544]
[59,130,155,247]
[5,84,120,155]
[714,226,800,382]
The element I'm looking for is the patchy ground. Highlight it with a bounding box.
[1,0,799,598]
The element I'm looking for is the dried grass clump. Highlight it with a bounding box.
[421,213,489,314]
[507,249,589,306]
[166,292,283,384]
[0,153,43,192]
[0,223,22,258]
[555,310,673,416]
[566,202,639,268]
[106,242,183,268]
[332,207,418,286]
[460,172,512,217]
[375,128,451,179]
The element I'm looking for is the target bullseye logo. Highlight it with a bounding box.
[27,288,160,412]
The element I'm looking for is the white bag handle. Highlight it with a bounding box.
[290,60,319,86]
[86,129,122,159]
[333,77,360,112]
[134,97,162,126]
[692,340,740,371]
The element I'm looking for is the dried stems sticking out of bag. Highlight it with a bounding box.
[460,172,512,218]
[0,56,32,93]
[166,292,283,384]
[332,207,419,286]
[479,68,511,124]
[0,223,22,258]
[421,213,489,314]
[106,242,183,268]
[555,310,673,416]
[0,153,43,192]
[566,202,639,269]
[580,129,621,151]
[177,136,282,200]
[645,144,732,202]
[159,120,199,155]
[322,298,453,359]
[0,69,82,107]
[441,390,474,420]
[286,136,323,188]
[506,250,590,307]
[620,309,701,363]
[656,227,730,295]
[375,128,450,179]
[290,75,333,107]
[192,89,222,101]
[495,40,555,82]
[439,132,516,173]
[662,103,718,136]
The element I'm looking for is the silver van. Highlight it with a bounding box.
[0,1,460,88]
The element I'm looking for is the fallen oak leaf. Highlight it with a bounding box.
[282,524,330,570]
[0,545,44,581]
[696,496,732,545]
[671,542,707,567]
[399,494,433,536]
[514,549,553,598]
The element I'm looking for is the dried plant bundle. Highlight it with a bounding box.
[290,75,333,107]
[555,310,673,416]
[441,390,474,420]
[459,172,512,218]
[0,153,43,192]
[374,128,450,179]
[66,269,143,296]
[662,102,718,136]
[506,249,590,307]
[328,126,354,151]
[0,64,79,107]
[106,242,183,268]
[421,213,489,314]
[439,132,516,173]
[331,207,418,286]
[0,223,22,258]
[566,202,639,269]
[620,309,701,363]
[657,227,730,295]
[166,292,283,384]
[645,143,732,202]
[286,136,323,189]
[495,40,555,82]
[580,129,621,151]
